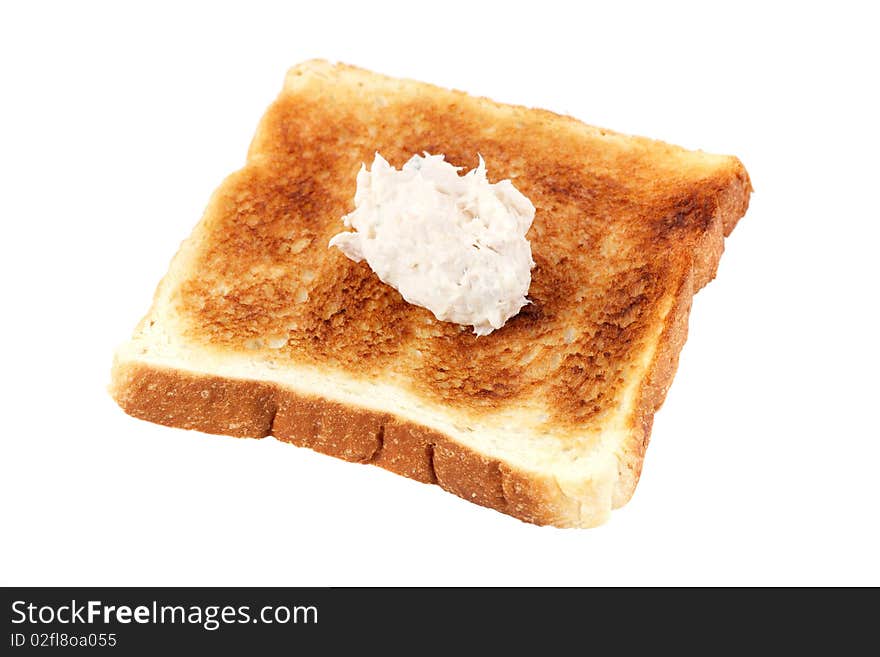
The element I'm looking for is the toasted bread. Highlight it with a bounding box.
[110,60,751,527]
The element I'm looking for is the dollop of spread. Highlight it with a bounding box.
[329,153,535,336]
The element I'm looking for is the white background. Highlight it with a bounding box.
[2,1,878,586]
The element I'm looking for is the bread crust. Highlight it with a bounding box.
[110,360,584,526]
[613,167,751,508]
[110,61,751,527]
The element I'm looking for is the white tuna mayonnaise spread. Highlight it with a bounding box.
[329,153,536,336]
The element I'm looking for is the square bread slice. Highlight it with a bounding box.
[111,60,751,528]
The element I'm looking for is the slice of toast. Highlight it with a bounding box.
[110,60,751,528]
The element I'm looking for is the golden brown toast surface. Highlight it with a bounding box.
[172,61,749,434]
[113,61,751,526]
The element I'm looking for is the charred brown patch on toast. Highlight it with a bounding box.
[548,264,673,425]
[173,74,747,431]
